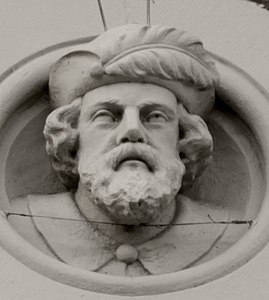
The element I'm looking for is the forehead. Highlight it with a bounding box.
[81,82,178,110]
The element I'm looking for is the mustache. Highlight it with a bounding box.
[104,143,162,172]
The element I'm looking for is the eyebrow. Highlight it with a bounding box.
[139,103,176,118]
[91,99,125,110]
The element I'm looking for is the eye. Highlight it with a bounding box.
[92,109,117,123]
[145,111,168,124]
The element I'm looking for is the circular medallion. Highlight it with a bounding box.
[0,37,267,296]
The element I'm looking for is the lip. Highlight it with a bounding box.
[114,153,154,172]
[118,158,149,170]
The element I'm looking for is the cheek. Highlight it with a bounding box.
[150,127,179,157]
[78,127,116,159]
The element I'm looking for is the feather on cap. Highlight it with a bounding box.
[49,24,219,116]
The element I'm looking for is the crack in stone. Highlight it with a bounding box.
[5,212,253,227]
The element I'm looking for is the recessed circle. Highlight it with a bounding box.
[0,38,267,296]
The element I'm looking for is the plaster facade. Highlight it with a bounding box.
[0,1,269,299]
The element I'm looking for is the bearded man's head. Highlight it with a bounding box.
[43,24,219,225]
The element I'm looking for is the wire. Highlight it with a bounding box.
[5,211,253,228]
[147,0,151,25]
[97,0,108,31]
[147,0,156,25]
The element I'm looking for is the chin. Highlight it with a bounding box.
[95,190,176,226]
[87,167,182,225]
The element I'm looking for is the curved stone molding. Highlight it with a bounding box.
[0,38,267,295]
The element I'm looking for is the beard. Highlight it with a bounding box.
[77,143,185,225]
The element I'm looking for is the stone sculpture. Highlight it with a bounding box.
[9,24,247,276]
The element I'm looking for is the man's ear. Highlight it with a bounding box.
[43,98,82,190]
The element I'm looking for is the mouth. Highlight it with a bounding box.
[118,157,150,170]
[114,151,154,172]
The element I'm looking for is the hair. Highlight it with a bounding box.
[43,97,81,191]
[43,98,213,192]
[177,104,213,190]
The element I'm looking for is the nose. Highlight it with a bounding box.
[116,107,146,144]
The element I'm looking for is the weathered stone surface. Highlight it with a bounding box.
[0,1,268,298]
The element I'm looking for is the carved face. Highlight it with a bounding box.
[77,82,185,225]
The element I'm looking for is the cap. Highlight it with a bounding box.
[49,24,219,116]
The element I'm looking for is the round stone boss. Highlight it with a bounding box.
[115,244,139,264]
[0,36,267,296]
